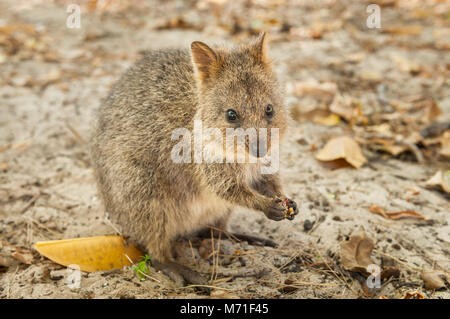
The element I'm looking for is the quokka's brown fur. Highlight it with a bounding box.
[90,33,297,267]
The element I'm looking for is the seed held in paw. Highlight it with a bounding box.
[277,197,297,220]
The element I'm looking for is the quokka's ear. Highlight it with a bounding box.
[251,32,270,66]
[191,41,220,83]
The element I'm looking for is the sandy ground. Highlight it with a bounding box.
[0,0,449,299]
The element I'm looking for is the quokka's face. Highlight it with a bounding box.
[191,33,287,159]
[203,71,286,158]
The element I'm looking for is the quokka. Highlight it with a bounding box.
[90,33,298,286]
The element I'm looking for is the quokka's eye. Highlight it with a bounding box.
[265,104,274,117]
[226,109,238,123]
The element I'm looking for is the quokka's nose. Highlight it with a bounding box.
[250,140,267,158]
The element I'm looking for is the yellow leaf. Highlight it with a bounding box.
[33,235,143,272]
[313,113,341,126]
[384,25,423,36]
[360,71,382,81]
[315,136,367,168]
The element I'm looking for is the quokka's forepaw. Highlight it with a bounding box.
[264,197,287,221]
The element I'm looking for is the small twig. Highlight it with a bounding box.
[65,122,85,143]
[104,213,122,236]
[277,281,339,288]
[19,193,41,215]
[25,216,59,235]
[218,267,271,279]
[181,284,238,291]
[206,226,241,244]
[26,218,33,246]
[308,217,324,235]
[210,228,216,282]
[211,276,233,284]
[7,266,19,299]
[36,203,73,214]
[278,251,301,271]
[401,141,424,163]
[214,232,222,282]
[112,287,126,299]
[0,144,12,153]
[313,247,359,296]
[188,239,196,264]
[395,281,422,289]
[373,249,422,272]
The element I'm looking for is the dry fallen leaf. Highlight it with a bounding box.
[369,205,426,220]
[384,25,423,36]
[380,289,426,299]
[422,271,447,290]
[380,144,409,156]
[370,138,409,156]
[425,170,450,193]
[291,80,338,99]
[360,71,382,81]
[402,291,425,299]
[420,122,450,139]
[313,113,341,126]
[0,240,34,267]
[340,227,375,274]
[440,147,450,158]
[392,54,421,74]
[405,131,424,145]
[423,100,442,123]
[366,123,392,135]
[290,108,337,125]
[439,131,450,158]
[154,16,200,31]
[381,267,400,280]
[34,235,142,272]
[329,93,356,122]
[316,136,367,168]
[40,69,62,88]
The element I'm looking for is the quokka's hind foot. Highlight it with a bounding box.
[152,259,210,293]
[196,227,277,248]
